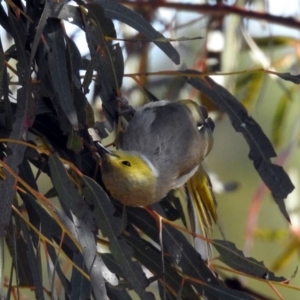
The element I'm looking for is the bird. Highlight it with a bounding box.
[98,99,217,226]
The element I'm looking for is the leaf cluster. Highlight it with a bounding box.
[0,0,296,299]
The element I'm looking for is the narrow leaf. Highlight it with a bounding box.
[0,38,13,131]
[48,154,94,229]
[84,2,123,107]
[73,216,108,300]
[124,232,198,299]
[70,253,92,300]
[0,10,34,237]
[54,4,84,29]
[214,239,286,282]
[44,239,71,296]
[202,284,256,300]
[22,193,78,252]
[274,72,300,84]
[82,176,154,300]
[20,221,45,300]
[5,222,34,286]
[46,19,79,129]
[184,70,294,221]
[126,207,220,298]
[30,1,52,64]
[98,0,180,64]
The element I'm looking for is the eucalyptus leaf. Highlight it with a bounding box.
[184,70,294,222]
[214,239,286,282]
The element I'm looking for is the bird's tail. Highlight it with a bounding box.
[186,164,217,259]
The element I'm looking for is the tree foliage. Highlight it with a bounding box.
[0,0,299,299]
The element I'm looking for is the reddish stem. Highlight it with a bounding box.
[120,1,300,30]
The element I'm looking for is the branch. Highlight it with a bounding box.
[119,1,300,31]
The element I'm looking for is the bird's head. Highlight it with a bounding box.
[99,149,158,206]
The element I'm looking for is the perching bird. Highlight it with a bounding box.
[98,99,216,226]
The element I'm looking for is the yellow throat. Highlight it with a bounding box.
[101,151,159,206]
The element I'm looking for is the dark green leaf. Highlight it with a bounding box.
[54,4,84,29]
[22,193,78,252]
[45,239,71,296]
[98,0,180,64]
[102,253,122,275]
[0,10,34,237]
[126,207,220,299]
[18,159,41,247]
[82,58,95,95]
[46,19,79,129]
[8,10,30,78]
[65,35,82,81]
[127,207,255,299]
[82,176,154,300]
[20,221,45,300]
[44,187,58,198]
[214,239,286,282]
[71,253,92,300]
[73,217,108,300]
[124,232,198,299]
[202,284,256,300]
[84,2,123,109]
[162,223,220,299]
[29,1,52,64]
[5,221,34,286]
[184,70,294,222]
[158,282,177,300]
[275,72,300,84]
[48,154,94,229]
[106,286,132,300]
[0,38,13,131]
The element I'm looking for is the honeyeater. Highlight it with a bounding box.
[98,99,217,226]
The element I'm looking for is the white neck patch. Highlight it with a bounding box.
[140,154,159,177]
[173,166,198,189]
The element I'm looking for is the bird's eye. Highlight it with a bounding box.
[121,161,131,167]
[197,124,204,131]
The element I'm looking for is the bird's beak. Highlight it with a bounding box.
[198,105,215,133]
[96,142,113,157]
[205,117,215,132]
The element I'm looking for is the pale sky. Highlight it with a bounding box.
[248,0,300,37]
